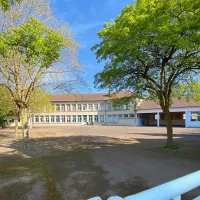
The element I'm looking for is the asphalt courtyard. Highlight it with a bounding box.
[0,126,200,200]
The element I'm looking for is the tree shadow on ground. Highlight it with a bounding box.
[0,135,199,200]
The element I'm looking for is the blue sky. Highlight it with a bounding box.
[52,0,133,93]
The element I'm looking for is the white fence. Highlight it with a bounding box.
[89,170,200,200]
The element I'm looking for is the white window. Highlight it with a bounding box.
[83,104,87,111]
[100,103,105,111]
[51,116,54,123]
[124,114,128,118]
[78,115,82,122]
[56,104,60,112]
[45,116,49,123]
[89,115,93,122]
[56,116,60,122]
[72,115,76,122]
[94,104,98,111]
[129,114,135,118]
[66,115,71,122]
[113,115,117,122]
[35,116,39,123]
[61,104,65,111]
[108,115,112,122]
[191,112,200,121]
[118,114,122,118]
[77,104,81,111]
[66,104,71,111]
[61,115,65,123]
[72,104,76,111]
[88,104,93,111]
[100,115,104,122]
[94,115,98,122]
[107,103,112,110]
[83,115,87,122]
[40,116,44,123]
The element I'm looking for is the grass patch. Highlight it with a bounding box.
[160,145,182,150]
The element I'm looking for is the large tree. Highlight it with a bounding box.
[0,0,82,146]
[92,0,200,147]
[0,18,72,144]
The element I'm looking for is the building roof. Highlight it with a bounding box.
[51,91,133,102]
[137,97,200,110]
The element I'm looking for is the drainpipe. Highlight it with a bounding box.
[185,111,187,128]
[105,100,107,123]
[157,112,160,127]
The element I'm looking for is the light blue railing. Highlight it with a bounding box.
[89,170,200,200]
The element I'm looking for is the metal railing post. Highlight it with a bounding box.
[89,171,200,200]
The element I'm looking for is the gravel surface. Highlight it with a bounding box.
[0,126,199,200]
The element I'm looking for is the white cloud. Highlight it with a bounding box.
[70,21,104,34]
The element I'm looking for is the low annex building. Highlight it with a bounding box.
[137,97,200,128]
[21,91,200,128]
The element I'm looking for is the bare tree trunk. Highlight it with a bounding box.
[28,114,32,139]
[29,114,33,130]
[165,109,173,147]
[21,108,29,148]
[14,117,19,138]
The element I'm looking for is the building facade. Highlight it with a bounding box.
[11,91,200,128]
[32,91,137,126]
[136,97,200,128]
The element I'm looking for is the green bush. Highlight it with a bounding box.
[0,109,12,128]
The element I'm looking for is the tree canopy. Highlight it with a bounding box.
[0,18,68,109]
[28,88,53,113]
[0,0,21,10]
[92,0,200,146]
[0,86,13,127]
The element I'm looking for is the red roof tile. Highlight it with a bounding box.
[137,97,200,110]
[51,91,133,102]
